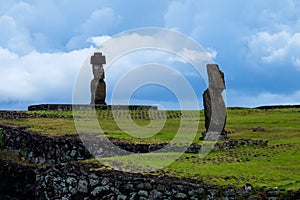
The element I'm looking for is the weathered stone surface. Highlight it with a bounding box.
[0,110,62,119]
[202,64,228,140]
[90,52,107,105]
[90,79,106,105]
[185,143,201,153]
[91,52,106,66]
[27,104,158,111]
[1,158,298,199]
[0,124,94,164]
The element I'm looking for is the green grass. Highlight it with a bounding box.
[0,108,300,190]
[165,144,300,189]
[0,117,77,136]
[226,108,300,145]
[0,110,202,143]
[84,142,299,190]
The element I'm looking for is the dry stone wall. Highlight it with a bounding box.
[0,123,269,165]
[35,162,248,200]
[1,124,93,164]
[27,104,158,111]
[0,110,62,119]
[1,158,299,200]
[0,124,268,165]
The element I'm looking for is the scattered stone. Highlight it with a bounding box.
[136,182,152,190]
[252,127,266,132]
[244,183,253,192]
[117,194,127,200]
[185,143,201,153]
[78,179,88,193]
[91,185,109,196]
[101,177,109,185]
[174,192,187,199]
[89,173,99,186]
[138,190,149,197]
[70,150,77,157]
[149,190,162,199]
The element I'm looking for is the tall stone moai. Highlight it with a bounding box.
[202,64,228,140]
[90,52,106,105]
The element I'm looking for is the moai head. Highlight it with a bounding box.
[207,64,225,90]
[91,52,106,79]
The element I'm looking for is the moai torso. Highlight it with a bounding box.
[202,64,227,139]
[90,52,106,105]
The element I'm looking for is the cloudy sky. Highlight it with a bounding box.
[1,0,300,110]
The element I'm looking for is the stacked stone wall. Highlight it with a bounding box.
[1,159,299,199]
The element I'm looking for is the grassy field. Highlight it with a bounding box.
[0,108,299,190]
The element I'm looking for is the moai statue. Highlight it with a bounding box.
[90,52,106,105]
[201,64,228,140]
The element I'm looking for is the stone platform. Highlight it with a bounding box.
[28,104,158,111]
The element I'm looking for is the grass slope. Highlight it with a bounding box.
[0,108,299,190]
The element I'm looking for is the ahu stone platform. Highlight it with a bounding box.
[28,104,158,111]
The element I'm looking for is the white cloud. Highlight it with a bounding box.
[227,90,300,107]
[0,28,209,110]
[88,35,112,47]
[81,8,121,35]
[165,0,300,33]
[0,1,122,53]
[164,0,300,70]
[66,8,121,50]
[97,30,212,68]
[0,14,33,54]
[6,1,31,18]
[292,57,300,69]
[248,31,300,69]
[0,47,93,103]
[0,15,17,40]
[73,30,209,107]
[178,48,217,63]
[164,0,198,33]
[1,0,300,109]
